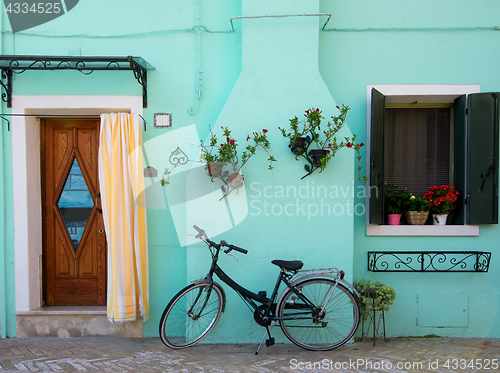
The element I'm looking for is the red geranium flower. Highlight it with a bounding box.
[346,142,352,148]
[263,129,268,134]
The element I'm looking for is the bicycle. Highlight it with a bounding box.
[159,226,360,355]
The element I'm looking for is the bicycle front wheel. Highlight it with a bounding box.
[277,279,360,351]
[159,283,223,348]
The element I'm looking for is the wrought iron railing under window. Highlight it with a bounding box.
[368,251,491,272]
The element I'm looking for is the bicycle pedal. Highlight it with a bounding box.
[265,337,275,347]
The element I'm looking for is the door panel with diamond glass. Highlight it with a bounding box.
[42,119,106,306]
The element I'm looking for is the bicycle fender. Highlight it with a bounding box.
[192,279,227,312]
[276,274,359,307]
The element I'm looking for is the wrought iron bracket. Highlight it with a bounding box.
[0,55,154,108]
[0,69,12,109]
[368,251,492,272]
[290,132,326,179]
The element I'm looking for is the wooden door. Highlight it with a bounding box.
[42,119,106,306]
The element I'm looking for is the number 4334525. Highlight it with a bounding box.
[5,3,61,14]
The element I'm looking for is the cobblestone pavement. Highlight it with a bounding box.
[0,337,499,372]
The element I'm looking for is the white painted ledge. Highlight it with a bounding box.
[366,225,479,236]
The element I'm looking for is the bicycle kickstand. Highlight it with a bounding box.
[255,321,276,355]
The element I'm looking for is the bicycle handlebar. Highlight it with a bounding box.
[193,225,248,254]
[220,240,248,254]
[193,225,208,240]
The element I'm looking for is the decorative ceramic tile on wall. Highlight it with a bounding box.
[154,113,172,128]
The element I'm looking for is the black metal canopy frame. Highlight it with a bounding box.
[0,55,154,108]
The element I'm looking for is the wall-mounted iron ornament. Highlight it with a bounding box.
[289,133,328,179]
[368,251,492,272]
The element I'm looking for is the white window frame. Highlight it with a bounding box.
[365,85,480,236]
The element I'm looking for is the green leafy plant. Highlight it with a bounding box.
[406,195,430,212]
[354,279,396,313]
[278,113,310,152]
[280,106,367,182]
[384,183,410,214]
[201,126,276,174]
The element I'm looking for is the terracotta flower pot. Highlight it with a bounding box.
[387,214,401,225]
[227,173,244,188]
[205,162,224,177]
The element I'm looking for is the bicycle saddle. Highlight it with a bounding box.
[271,260,303,271]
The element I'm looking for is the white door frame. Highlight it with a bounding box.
[11,95,143,312]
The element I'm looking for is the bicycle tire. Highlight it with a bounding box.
[277,278,360,351]
[159,283,223,348]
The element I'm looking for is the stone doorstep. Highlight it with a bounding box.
[16,307,142,338]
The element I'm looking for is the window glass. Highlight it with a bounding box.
[385,108,451,196]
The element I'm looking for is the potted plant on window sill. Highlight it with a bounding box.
[423,184,459,225]
[384,184,409,225]
[405,195,430,225]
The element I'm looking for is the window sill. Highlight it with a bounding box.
[366,225,479,236]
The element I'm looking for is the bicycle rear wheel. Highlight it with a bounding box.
[277,278,359,351]
[159,283,223,348]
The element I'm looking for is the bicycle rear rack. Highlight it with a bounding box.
[289,267,342,282]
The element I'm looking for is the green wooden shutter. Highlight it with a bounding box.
[453,95,467,224]
[370,88,385,224]
[467,92,499,224]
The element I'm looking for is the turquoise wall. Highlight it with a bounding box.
[0,7,16,338]
[319,0,500,338]
[1,0,499,340]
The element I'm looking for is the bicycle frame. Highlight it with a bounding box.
[195,238,348,325]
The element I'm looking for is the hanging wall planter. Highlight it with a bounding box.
[309,149,328,168]
[205,162,225,178]
[227,173,244,188]
[290,136,308,155]
[198,125,276,200]
[280,106,367,181]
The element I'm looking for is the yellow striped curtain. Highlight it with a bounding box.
[98,113,149,322]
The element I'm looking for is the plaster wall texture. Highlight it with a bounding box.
[0,0,498,341]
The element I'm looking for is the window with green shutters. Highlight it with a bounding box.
[370,88,498,225]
